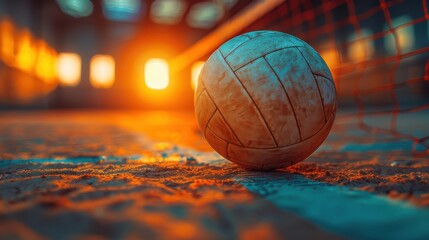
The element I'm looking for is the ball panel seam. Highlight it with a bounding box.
[194,87,206,107]
[297,46,334,82]
[225,33,305,71]
[295,46,328,123]
[264,47,326,141]
[223,32,278,59]
[201,50,277,148]
[195,90,217,132]
[314,74,337,121]
[230,46,301,72]
[226,111,335,168]
[242,31,278,39]
[219,35,251,58]
[199,79,244,146]
[207,124,239,147]
[226,111,335,150]
[204,126,229,160]
[313,72,333,81]
[207,110,241,146]
[203,109,218,138]
[222,36,251,58]
[234,57,301,146]
[262,56,303,142]
[218,50,279,147]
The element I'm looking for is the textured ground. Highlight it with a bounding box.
[0,110,428,239]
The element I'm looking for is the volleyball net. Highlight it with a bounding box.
[242,0,429,155]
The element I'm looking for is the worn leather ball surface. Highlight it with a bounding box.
[194,30,337,170]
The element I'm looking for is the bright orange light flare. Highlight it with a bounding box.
[145,58,169,90]
[35,41,57,83]
[191,61,205,91]
[57,52,81,87]
[320,48,340,80]
[349,39,373,63]
[0,19,15,66]
[90,54,115,88]
[16,30,37,73]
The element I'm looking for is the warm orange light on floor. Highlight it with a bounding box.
[57,53,81,87]
[16,30,37,73]
[145,58,169,90]
[191,61,205,91]
[90,54,115,88]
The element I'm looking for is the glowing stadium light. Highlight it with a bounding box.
[56,0,93,18]
[57,53,81,87]
[150,0,186,25]
[35,42,57,83]
[16,30,37,73]
[384,15,414,54]
[191,61,205,90]
[0,19,15,66]
[187,1,224,29]
[348,29,374,62]
[90,54,115,88]
[102,0,143,22]
[145,58,169,90]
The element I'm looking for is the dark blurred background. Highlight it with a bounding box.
[0,0,428,111]
[0,0,250,109]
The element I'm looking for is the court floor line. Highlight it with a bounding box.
[236,172,429,240]
[2,132,428,240]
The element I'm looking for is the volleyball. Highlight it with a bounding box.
[194,30,336,170]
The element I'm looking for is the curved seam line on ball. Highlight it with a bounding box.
[200,79,244,146]
[206,126,230,159]
[227,112,334,150]
[244,31,277,39]
[225,32,279,58]
[263,56,303,142]
[223,35,252,58]
[295,46,328,124]
[204,109,218,135]
[206,110,247,149]
[313,72,335,84]
[207,125,235,147]
[219,50,279,148]
[298,47,335,84]
[224,33,278,59]
[312,74,337,112]
[232,46,301,72]
[194,88,206,107]
[314,74,336,91]
[301,111,334,141]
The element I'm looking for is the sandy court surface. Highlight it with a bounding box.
[0,110,428,239]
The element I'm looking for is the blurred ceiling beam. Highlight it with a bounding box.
[171,0,285,72]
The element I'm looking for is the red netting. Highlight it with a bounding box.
[244,0,429,156]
